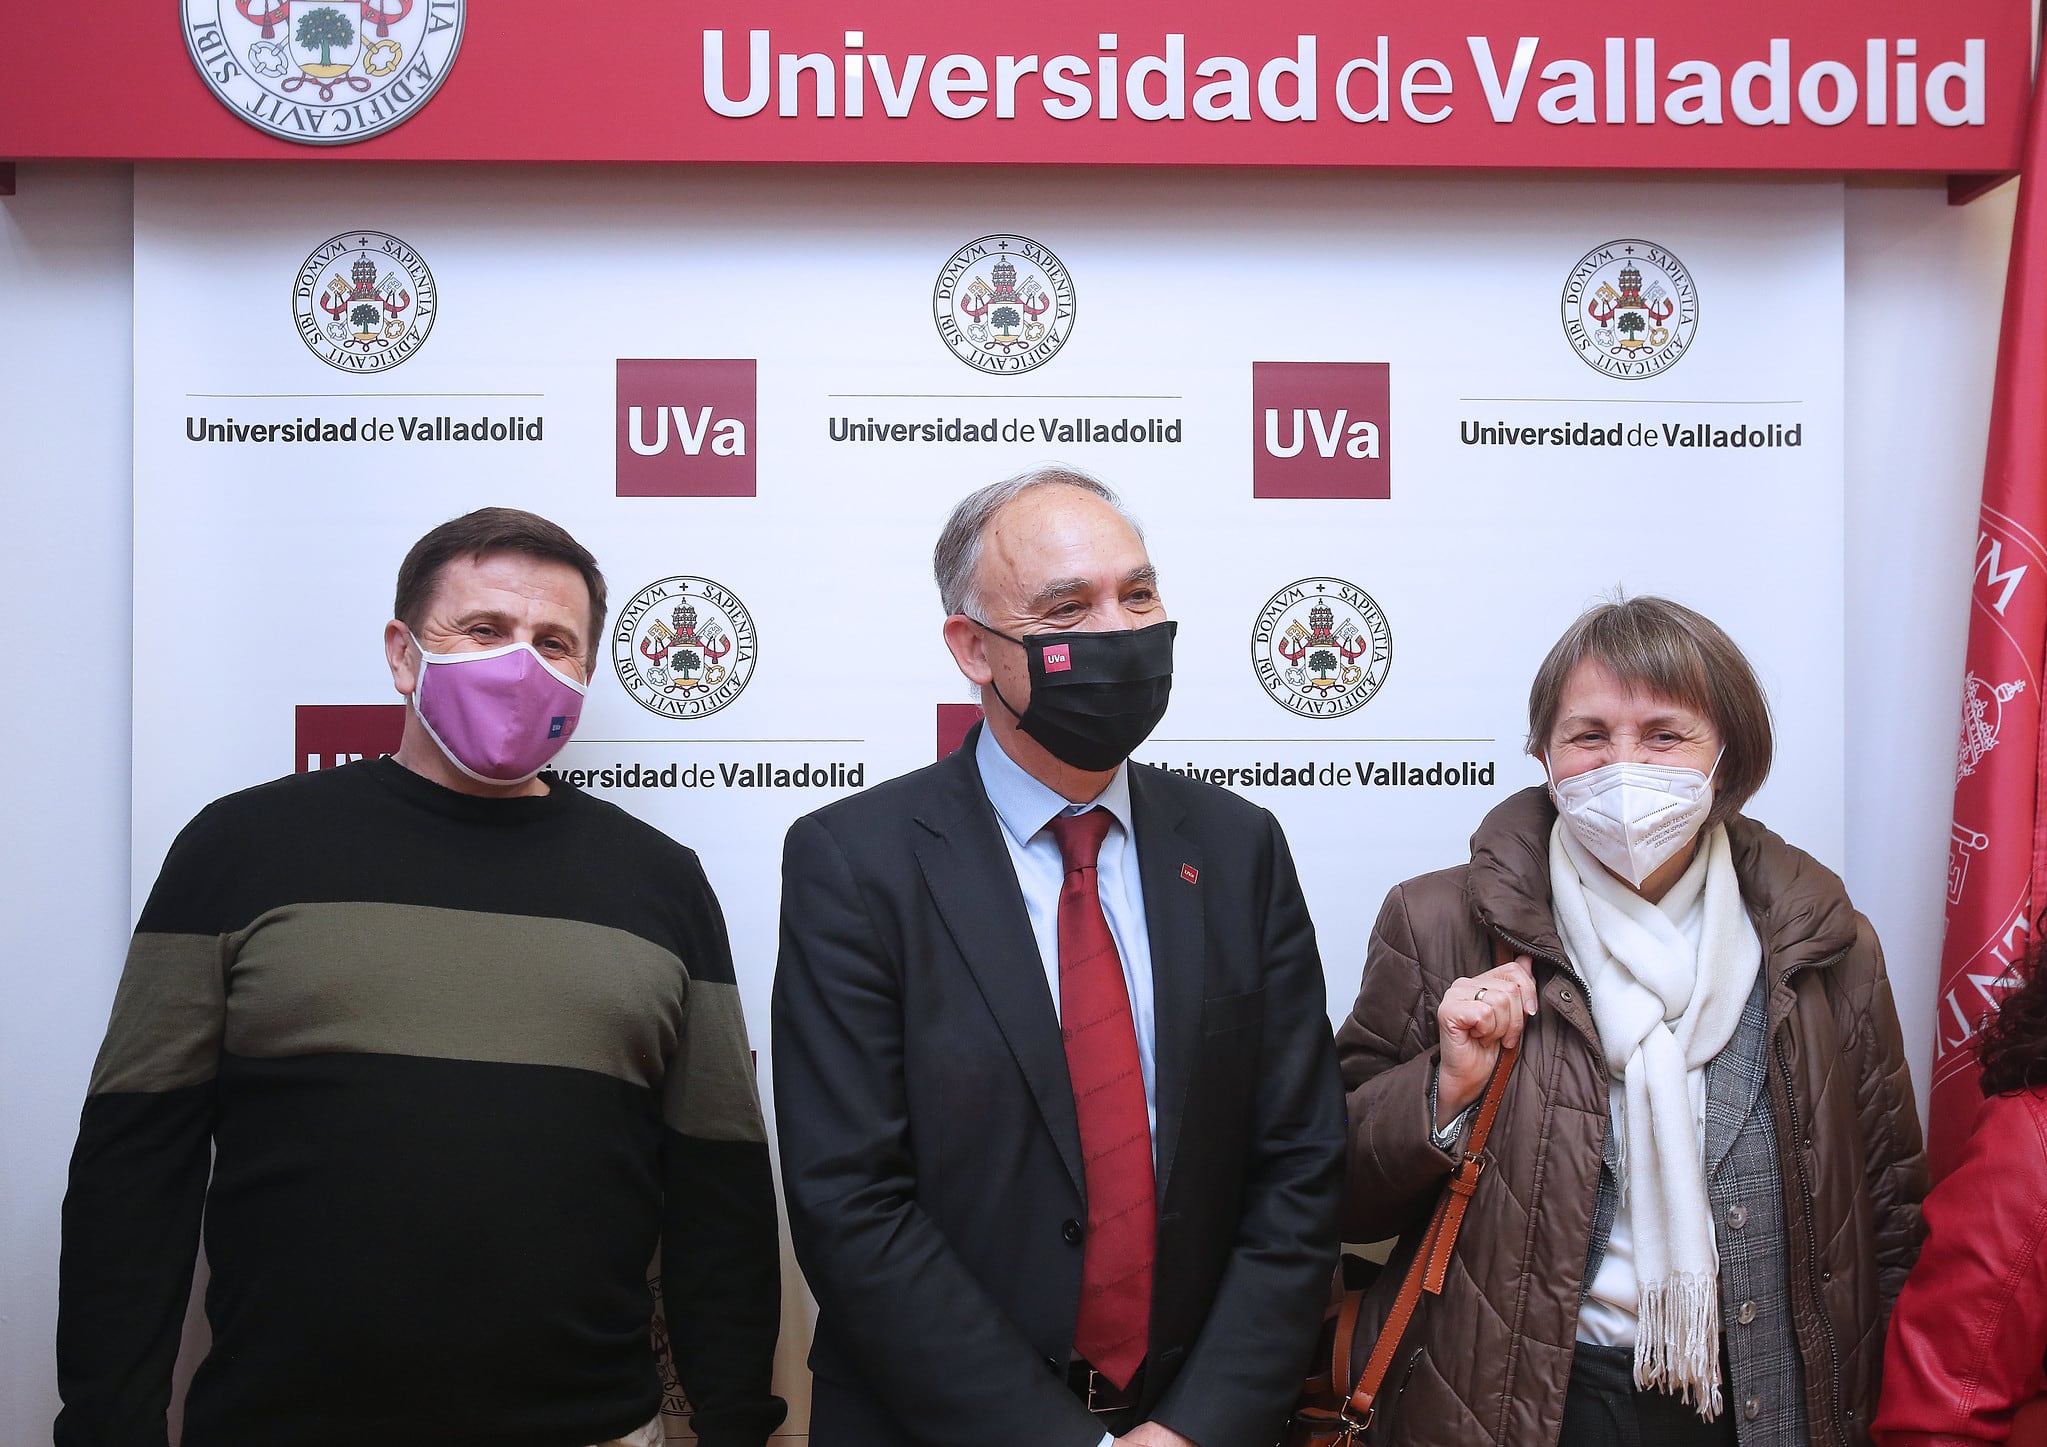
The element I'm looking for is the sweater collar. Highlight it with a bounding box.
[365,755,580,825]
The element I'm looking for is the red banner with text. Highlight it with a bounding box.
[0,0,2029,171]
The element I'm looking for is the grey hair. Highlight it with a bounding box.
[931,465,1141,618]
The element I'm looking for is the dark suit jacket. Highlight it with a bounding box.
[772,727,1345,1447]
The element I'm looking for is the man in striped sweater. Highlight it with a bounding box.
[56,508,785,1447]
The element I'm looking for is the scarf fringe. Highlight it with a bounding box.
[1632,1270,1725,1421]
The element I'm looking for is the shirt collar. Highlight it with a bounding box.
[974,720,1134,847]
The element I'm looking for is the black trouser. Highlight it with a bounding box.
[1558,1341,1740,1447]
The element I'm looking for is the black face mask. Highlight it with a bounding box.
[973,619,1177,772]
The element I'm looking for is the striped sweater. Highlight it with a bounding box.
[57,758,785,1447]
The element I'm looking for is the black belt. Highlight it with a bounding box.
[1066,1358,1146,1416]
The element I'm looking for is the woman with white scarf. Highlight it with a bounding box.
[1335,597,1926,1447]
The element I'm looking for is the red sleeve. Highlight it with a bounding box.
[1874,1091,2047,1447]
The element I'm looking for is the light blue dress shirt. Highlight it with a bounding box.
[974,723,1158,1136]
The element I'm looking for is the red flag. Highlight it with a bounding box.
[1932,54,2047,1180]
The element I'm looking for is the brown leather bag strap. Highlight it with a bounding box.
[1336,936,1524,1433]
[1330,1276,1366,1391]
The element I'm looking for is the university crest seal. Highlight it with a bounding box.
[184,0,465,144]
[614,577,759,720]
[292,231,436,372]
[932,234,1077,374]
[1561,239,1699,379]
[1250,578,1393,718]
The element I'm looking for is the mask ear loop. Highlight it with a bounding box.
[1540,749,1600,814]
[966,618,1031,722]
[404,628,429,717]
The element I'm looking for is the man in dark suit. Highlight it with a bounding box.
[773,466,1345,1447]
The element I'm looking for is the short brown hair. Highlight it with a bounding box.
[394,507,608,668]
[1525,595,1773,826]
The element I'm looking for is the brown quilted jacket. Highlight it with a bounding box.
[1335,787,1927,1447]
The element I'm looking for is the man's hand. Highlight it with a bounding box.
[1119,1424,1200,1447]
[1435,955,1537,1123]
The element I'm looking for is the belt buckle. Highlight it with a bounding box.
[1084,1367,1119,1416]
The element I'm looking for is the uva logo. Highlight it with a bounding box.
[936,703,982,760]
[293,703,404,771]
[1251,362,1392,500]
[626,405,748,458]
[616,359,758,497]
[1263,408,1381,461]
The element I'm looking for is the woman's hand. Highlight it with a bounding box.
[1435,956,1538,1124]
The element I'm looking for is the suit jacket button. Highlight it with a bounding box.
[1062,1218,1085,1245]
[1047,1357,1062,1375]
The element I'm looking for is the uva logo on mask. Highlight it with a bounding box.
[1548,752,1720,888]
[974,619,1176,773]
[410,635,587,785]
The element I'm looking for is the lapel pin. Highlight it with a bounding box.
[1181,864,1199,884]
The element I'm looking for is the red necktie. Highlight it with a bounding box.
[1048,808,1154,1391]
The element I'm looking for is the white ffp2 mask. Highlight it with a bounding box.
[1548,753,1719,888]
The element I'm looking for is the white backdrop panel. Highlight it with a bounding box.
[132,163,1846,1431]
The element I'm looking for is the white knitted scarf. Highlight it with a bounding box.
[1549,819,1761,1418]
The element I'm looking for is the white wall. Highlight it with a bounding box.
[1843,179,2018,1111]
[0,164,135,1441]
[0,163,2016,1444]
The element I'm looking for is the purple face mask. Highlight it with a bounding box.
[409,634,587,785]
